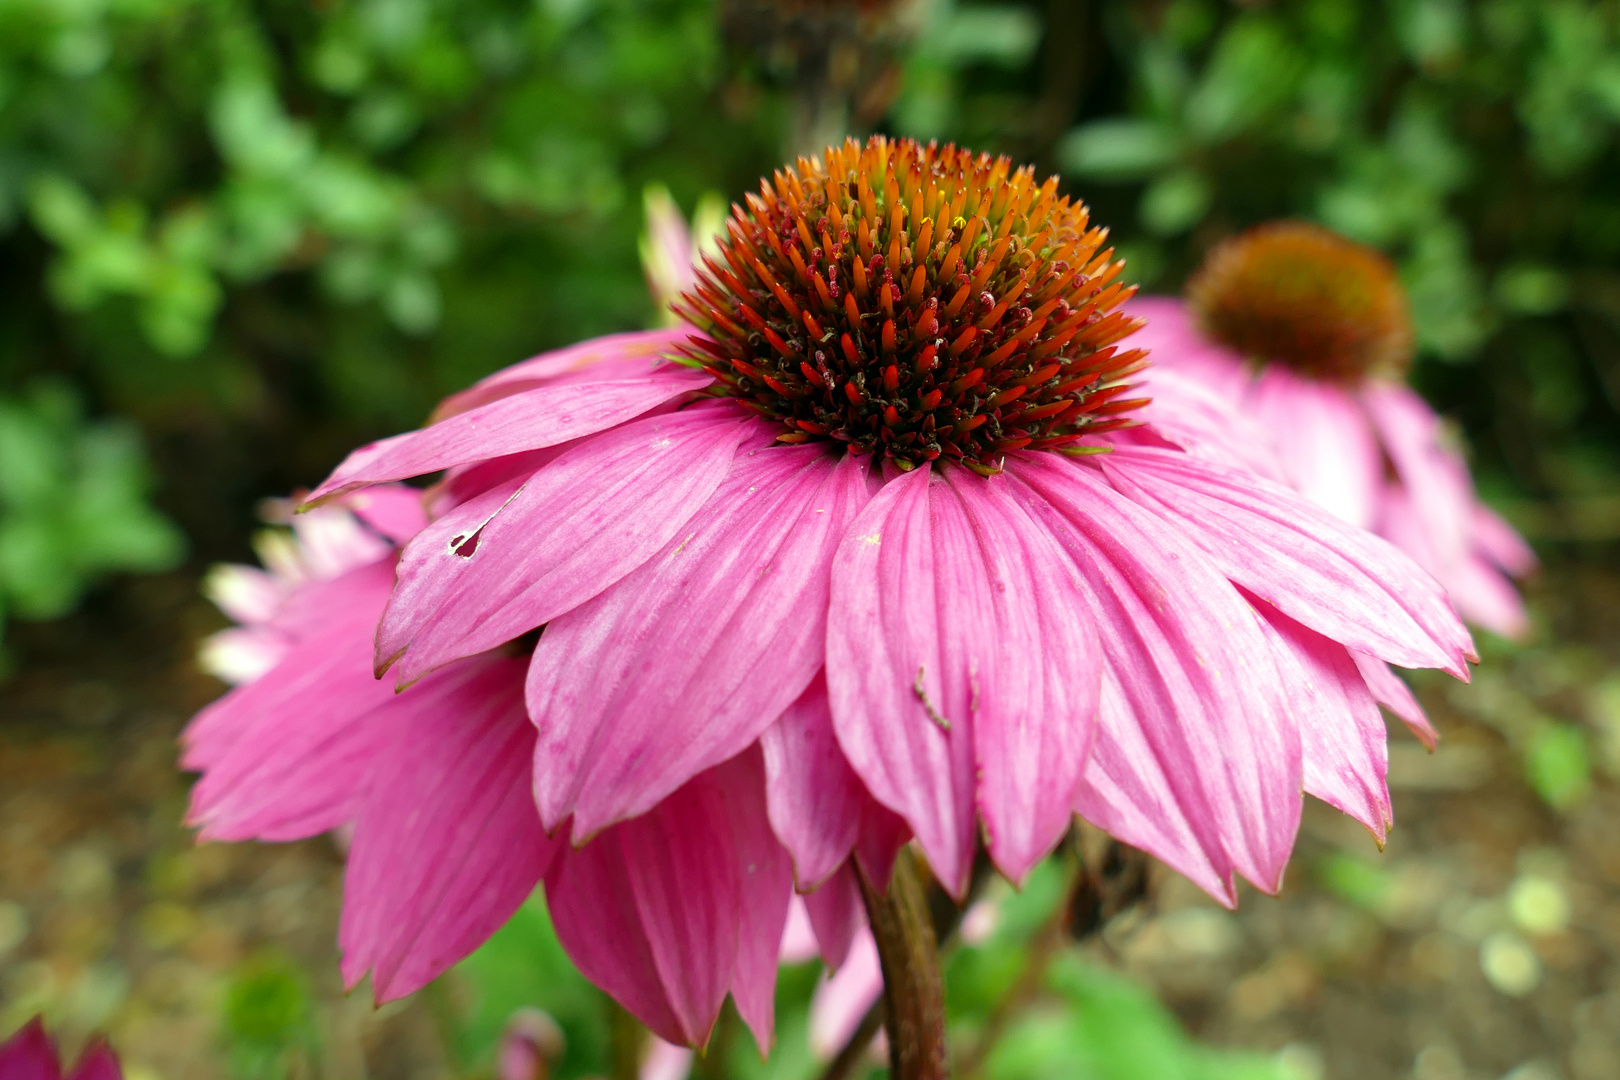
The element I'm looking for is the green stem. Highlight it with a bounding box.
[856,852,950,1080]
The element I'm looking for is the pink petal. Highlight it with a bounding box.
[1251,367,1381,530]
[378,407,750,682]
[432,329,697,420]
[529,445,872,838]
[779,898,821,965]
[307,367,711,504]
[1471,502,1537,576]
[802,863,865,972]
[545,769,742,1047]
[942,466,1102,884]
[1351,651,1439,750]
[1128,367,1288,484]
[1361,382,1472,563]
[1013,453,1300,898]
[339,654,564,1002]
[1122,297,1252,400]
[183,561,399,841]
[760,674,867,890]
[639,1039,695,1080]
[823,466,977,897]
[1255,599,1392,841]
[1101,445,1475,676]
[808,929,883,1061]
[0,1018,60,1080]
[204,563,283,625]
[1076,673,1233,903]
[1442,553,1530,639]
[712,749,794,1055]
[343,483,429,543]
[854,800,911,895]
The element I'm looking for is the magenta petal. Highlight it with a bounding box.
[528,445,872,837]
[1251,367,1382,530]
[761,674,867,890]
[307,367,711,504]
[802,863,865,972]
[378,408,749,682]
[854,800,911,895]
[0,1018,60,1080]
[711,749,794,1055]
[338,655,564,1002]
[183,561,399,842]
[1256,600,1392,840]
[546,769,742,1047]
[941,467,1101,884]
[1102,445,1476,676]
[1351,651,1439,750]
[433,329,696,419]
[1362,382,1475,563]
[824,466,978,897]
[1012,453,1302,897]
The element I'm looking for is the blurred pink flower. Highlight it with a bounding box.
[0,1017,121,1080]
[1128,226,1535,639]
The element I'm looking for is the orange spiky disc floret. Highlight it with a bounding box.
[1188,221,1414,384]
[673,136,1148,473]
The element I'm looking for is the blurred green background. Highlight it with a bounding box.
[4,1,1620,1078]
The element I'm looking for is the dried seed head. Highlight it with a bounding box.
[1187,221,1414,383]
[673,136,1147,473]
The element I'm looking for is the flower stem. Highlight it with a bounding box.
[856,851,950,1080]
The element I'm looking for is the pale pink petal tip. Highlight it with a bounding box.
[640,1037,695,1080]
[808,929,883,1062]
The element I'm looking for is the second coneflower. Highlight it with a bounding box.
[191,138,1475,1077]
[1131,221,1537,638]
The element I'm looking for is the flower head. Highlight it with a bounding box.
[1187,221,1413,383]
[675,138,1146,471]
[0,1017,121,1080]
[190,138,1478,1053]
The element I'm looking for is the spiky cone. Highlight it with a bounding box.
[674,137,1148,475]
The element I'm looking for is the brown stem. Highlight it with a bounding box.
[856,852,950,1080]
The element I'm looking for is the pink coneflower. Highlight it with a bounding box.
[0,1017,121,1080]
[190,137,1476,1068]
[1129,221,1537,639]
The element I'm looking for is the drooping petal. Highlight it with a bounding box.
[545,768,742,1047]
[1351,651,1438,750]
[823,466,977,897]
[204,563,283,625]
[761,674,868,890]
[1379,484,1529,640]
[854,800,911,895]
[1471,502,1537,577]
[1361,381,1472,563]
[941,467,1101,884]
[307,368,711,504]
[802,863,865,972]
[339,654,564,1002]
[529,445,872,838]
[1254,598,1391,841]
[378,407,750,682]
[1129,367,1288,484]
[712,749,794,1055]
[432,329,697,420]
[1250,366,1382,530]
[183,560,399,842]
[1075,672,1233,904]
[1012,454,1300,898]
[1100,444,1475,676]
[0,1018,60,1080]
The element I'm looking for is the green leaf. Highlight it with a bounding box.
[1057,120,1180,181]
